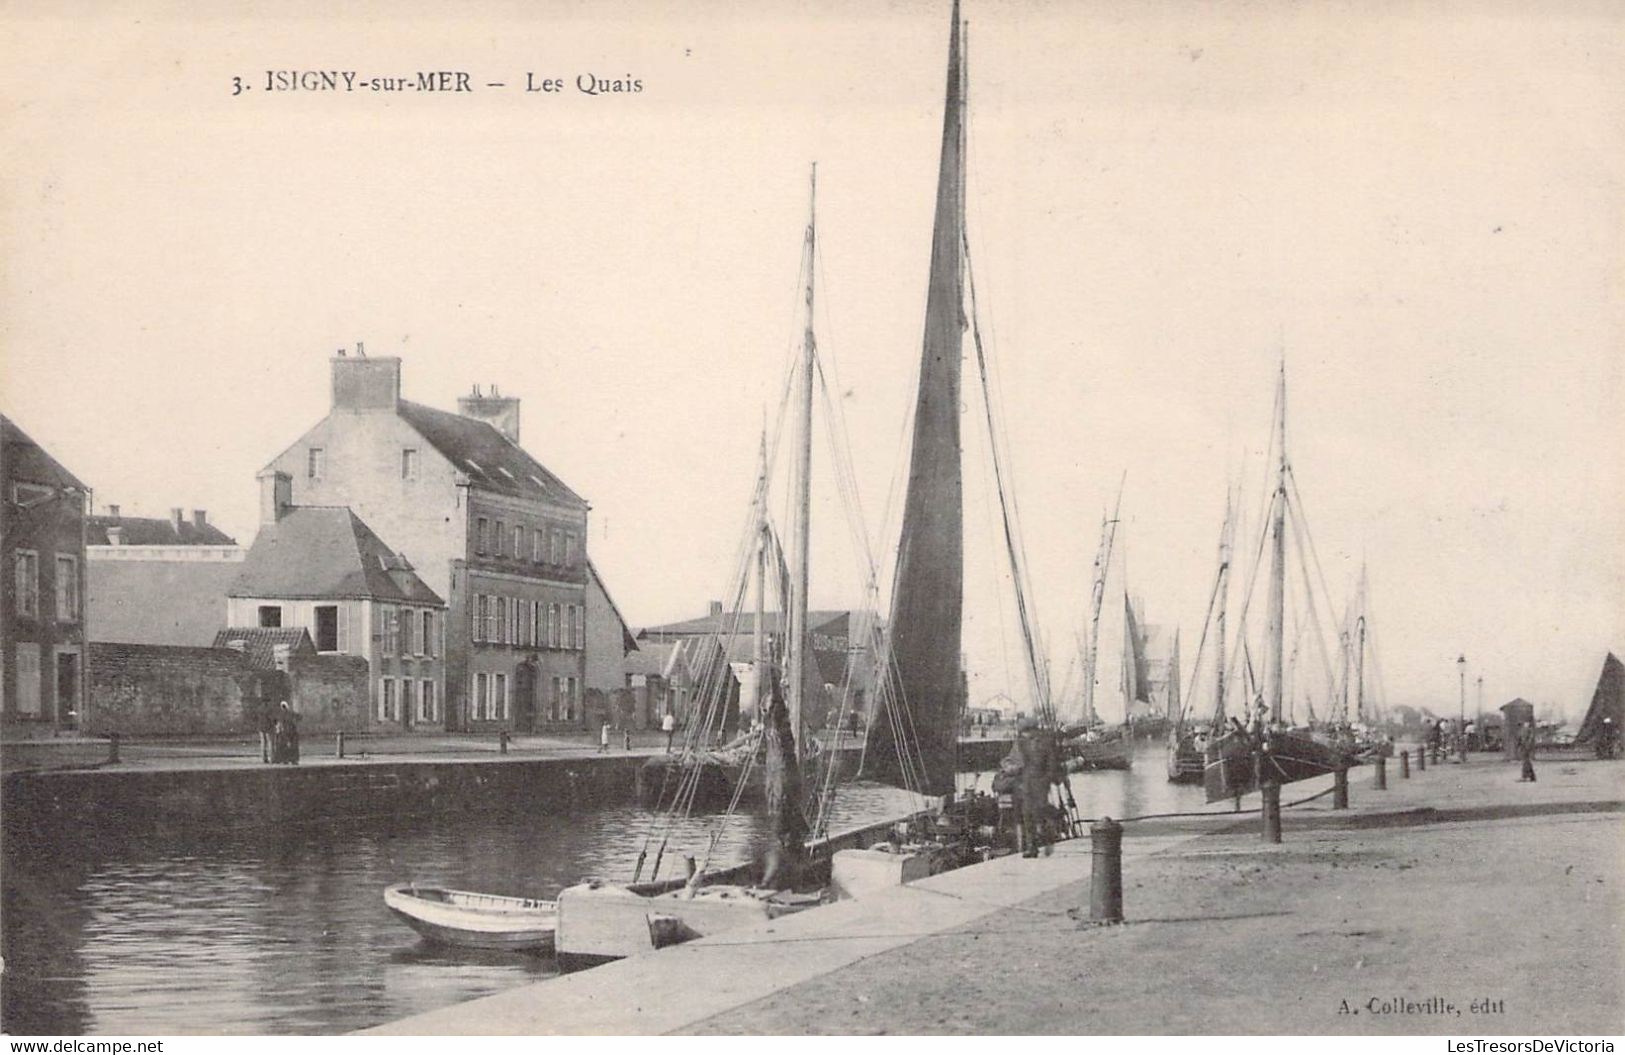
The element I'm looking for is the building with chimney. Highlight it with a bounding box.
[226,477,446,730]
[635,604,881,732]
[258,349,594,731]
[86,505,244,647]
[2,414,88,729]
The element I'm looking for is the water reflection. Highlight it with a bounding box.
[2,743,1204,1035]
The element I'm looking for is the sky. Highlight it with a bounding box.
[2,0,1620,723]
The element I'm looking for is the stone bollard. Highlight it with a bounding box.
[499,730,510,755]
[1374,755,1387,790]
[1261,782,1282,843]
[336,731,345,759]
[108,732,120,764]
[1333,765,1349,810]
[1417,745,1426,772]
[1400,750,1410,779]
[1089,817,1124,923]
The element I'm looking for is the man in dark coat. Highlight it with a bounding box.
[1014,717,1063,858]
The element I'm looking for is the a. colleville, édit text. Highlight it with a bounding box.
[233,71,643,96]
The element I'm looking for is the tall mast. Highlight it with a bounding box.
[1266,363,1287,724]
[787,163,816,758]
[1354,563,1367,724]
[1213,489,1233,724]
[1083,475,1125,724]
[753,428,768,719]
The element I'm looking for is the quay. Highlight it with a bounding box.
[1,730,1015,833]
[366,750,1623,1036]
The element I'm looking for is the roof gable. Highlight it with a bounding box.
[397,400,586,509]
[2,414,87,492]
[230,506,443,604]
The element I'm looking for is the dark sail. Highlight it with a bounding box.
[1576,652,1624,744]
[866,2,965,797]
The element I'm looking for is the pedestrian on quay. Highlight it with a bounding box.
[1014,716,1063,858]
[274,701,300,765]
[1428,718,1443,761]
[623,726,632,751]
[259,696,278,764]
[599,720,610,754]
[1517,720,1537,782]
[1598,717,1618,761]
[662,711,676,753]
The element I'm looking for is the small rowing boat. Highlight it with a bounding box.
[382,885,557,954]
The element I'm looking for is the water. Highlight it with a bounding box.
[2,742,1206,1035]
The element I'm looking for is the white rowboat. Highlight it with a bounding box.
[383,885,557,954]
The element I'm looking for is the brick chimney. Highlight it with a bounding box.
[457,383,521,444]
[257,469,292,525]
[193,509,207,529]
[107,504,120,518]
[331,349,401,411]
[709,600,724,618]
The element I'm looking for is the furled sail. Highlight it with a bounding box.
[866,2,965,797]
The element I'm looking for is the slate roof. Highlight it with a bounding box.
[212,627,317,669]
[397,400,586,509]
[229,506,444,605]
[636,609,857,639]
[2,414,87,493]
[87,514,237,546]
[587,559,638,655]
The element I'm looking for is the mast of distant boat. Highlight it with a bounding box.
[1083,475,1125,725]
[1213,488,1233,726]
[1266,364,1288,727]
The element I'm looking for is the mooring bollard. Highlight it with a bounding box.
[336,731,345,759]
[1333,765,1349,809]
[1374,755,1388,790]
[1261,782,1282,843]
[499,730,510,755]
[1400,750,1410,779]
[108,732,120,764]
[1417,745,1426,771]
[1089,817,1124,923]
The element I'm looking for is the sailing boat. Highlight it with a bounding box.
[1060,494,1133,772]
[554,2,1001,965]
[1166,491,1235,783]
[1202,367,1359,802]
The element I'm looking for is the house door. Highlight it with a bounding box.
[56,650,79,725]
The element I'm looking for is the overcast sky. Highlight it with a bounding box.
[3,0,1620,722]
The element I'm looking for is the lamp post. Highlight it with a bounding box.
[1456,654,1467,762]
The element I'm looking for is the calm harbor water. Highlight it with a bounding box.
[2,741,1206,1035]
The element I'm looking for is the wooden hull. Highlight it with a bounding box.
[554,810,938,965]
[1203,729,1354,803]
[1065,739,1132,771]
[1166,742,1205,784]
[383,885,556,954]
[636,754,756,807]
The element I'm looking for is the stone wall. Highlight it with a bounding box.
[287,652,370,732]
[86,643,367,736]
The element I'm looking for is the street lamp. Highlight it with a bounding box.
[1456,654,1467,762]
